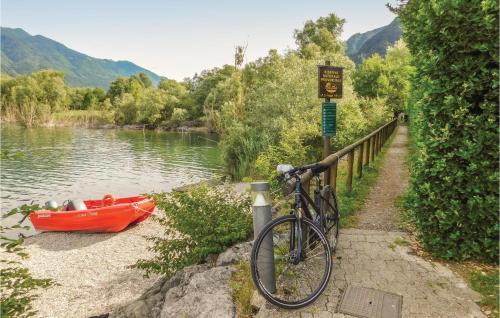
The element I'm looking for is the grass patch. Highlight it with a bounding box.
[468,268,499,317]
[53,110,114,126]
[394,192,417,233]
[229,261,256,318]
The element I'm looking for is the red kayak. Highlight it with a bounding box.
[29,195,155,233]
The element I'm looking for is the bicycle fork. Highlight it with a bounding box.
[290,177,304,264]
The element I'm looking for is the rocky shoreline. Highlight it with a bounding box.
[108,242,253,318]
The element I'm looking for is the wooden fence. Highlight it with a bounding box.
[287,118,398,194]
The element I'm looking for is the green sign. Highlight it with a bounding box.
[322,102,336,136]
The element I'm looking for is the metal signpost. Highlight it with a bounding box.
[318,62,343,184]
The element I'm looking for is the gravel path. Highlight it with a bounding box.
[10,218,162,318]
[256,229,485,318]
[356,125,409,231]
[255,124,486,318]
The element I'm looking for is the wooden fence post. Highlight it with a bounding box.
[370,136,375,161]
[346,150,354,193]
[357,143,363,178]
[365,139,370,165]
[330,161,338,193]
[377,132,381,153]
[377,131,381,156]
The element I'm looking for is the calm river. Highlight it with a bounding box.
[1,125,223,235]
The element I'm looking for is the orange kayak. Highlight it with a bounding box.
[29,196,155,233]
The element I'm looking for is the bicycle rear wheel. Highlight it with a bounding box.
[321,185,340,252]
[251,215,332,309]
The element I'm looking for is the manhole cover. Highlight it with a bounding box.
[339,285,402,318]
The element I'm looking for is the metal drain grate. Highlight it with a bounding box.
[339,285,402,318]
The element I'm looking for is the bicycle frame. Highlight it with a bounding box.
[289,175,323,262]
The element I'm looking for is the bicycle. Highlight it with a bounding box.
[250,162,340,309]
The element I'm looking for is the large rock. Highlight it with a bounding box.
[216,241,252,266]
[161,266,236,318]
[109,242,253,318]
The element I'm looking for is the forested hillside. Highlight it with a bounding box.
[1,27,161,88]
[346,18,401,64]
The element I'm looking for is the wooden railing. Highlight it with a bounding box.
[287,118,398,194]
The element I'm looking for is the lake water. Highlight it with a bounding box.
[1,125,224,235]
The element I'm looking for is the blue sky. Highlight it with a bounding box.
[1,0,396,80]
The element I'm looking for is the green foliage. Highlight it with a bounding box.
[187,65,236,119]
[0,267,54,318]
[133,183,252,278]
[0,70,66,126]
[69,87,106,110]
[1,204,56,317]
[468,268,499,314]
[294,14,345,55]
[113,93,138,125]
[206,13,394,179]
[400,0,499,262]
[229,262,256,318]
[169,108,188,125]
[52,109,115,126]
[354,40,414,115]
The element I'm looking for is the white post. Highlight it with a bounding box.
[251,181,276,293]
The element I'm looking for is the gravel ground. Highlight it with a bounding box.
[6,183,251,318]
[356,125,409,231]
[9,217,162,318]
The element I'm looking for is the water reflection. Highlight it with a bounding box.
[1,125,223,235]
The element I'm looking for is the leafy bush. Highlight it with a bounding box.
[113,93,138,125]
[400,0,499,262]
[1,205,56,317]
[170,108,188,125]
[134,183,252,278]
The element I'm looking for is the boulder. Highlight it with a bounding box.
[110,242,253,318]
[160,266,236,318]
[216,241,252,266]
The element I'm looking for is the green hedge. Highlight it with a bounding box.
[400,0,499,262]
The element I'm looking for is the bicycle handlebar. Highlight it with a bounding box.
[278,163,329,180]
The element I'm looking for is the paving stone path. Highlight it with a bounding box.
[255,125,485,318]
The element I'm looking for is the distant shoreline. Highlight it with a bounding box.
[1,119,213,133]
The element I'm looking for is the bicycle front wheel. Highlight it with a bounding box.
[251,215,332,309]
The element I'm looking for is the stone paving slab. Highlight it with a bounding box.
[255,229,485,318]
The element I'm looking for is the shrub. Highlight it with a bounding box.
[1,204,56,317]
[134,182,252,278]
[170,108,188,125]
[400,0,499,262]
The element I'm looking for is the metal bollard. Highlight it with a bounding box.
[251,181,276,293]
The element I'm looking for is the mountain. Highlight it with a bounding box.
[1,27,162,88]
[346,18,402,65]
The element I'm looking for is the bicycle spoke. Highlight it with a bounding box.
[252,216,332,308]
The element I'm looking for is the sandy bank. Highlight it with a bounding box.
[11,217,162,318]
